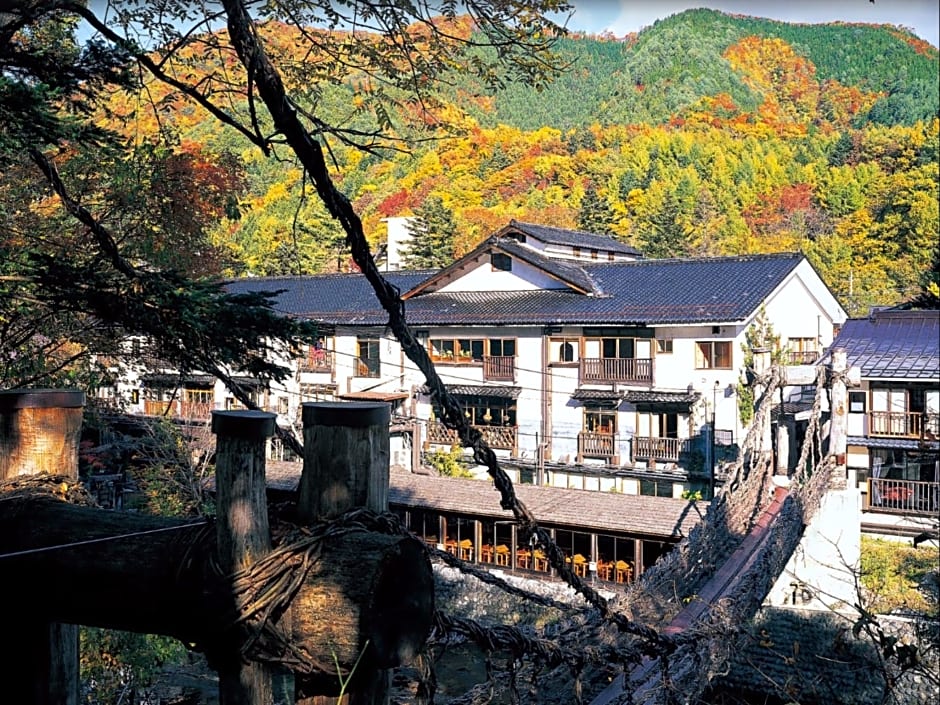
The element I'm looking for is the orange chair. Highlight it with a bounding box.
[481,544,494,563]
[572,554,588,578]
[458,538,473,561]
[615,560,632,583]
[533,550,549,571]
[495,544,510,566]
[516,548,531,569]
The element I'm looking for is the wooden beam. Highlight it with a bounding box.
[0,388,83,705]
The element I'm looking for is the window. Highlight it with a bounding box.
[572,247,581,258]
[849,390,866,413]
[590,249,598,260]
[356,337,380,377]
[695,341,732,369]
[656,339,673,354]
[584,408,617,434]
[277,397,290,415]
[430,337,513,363]
[491,253,511,271]
[488,338,516,357]
[550,337,579,363]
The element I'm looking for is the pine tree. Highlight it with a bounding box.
[577,182,616,234]
[403,196,457,269]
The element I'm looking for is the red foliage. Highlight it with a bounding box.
[378,189,410,217]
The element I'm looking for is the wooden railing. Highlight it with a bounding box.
[633,436,693,462]
[786,350,819,365]
[867,478,939,515]
[579,357,652,384]
[143,399,214,420]
[578,431,617,461]
[483,355,515,382]
[426,421,517,451]
[868,411,940,439]
[298,350,334,373]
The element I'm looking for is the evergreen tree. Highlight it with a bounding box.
[403,196,457,269]
[577,182,616,234]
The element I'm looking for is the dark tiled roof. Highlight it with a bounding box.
[226,253,805,326]
[501,220,642,256]
[622,391,700,404]
[417,384,521,399]
[831,310,939,379]
[847,436,939,451]
[259,463,702,538]
[572,388,624,401]
[388,473,702,539]
[225,270,433,321]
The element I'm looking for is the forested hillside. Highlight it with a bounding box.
[95,9,939,315]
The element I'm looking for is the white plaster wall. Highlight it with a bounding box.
[762,268,844,349]
[438,257,566,292]
[766,486,861,612]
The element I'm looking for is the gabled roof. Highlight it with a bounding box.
[830,309,939,379]
[497,220,642,256]
[225,252,809,327]
[402,236,599,298]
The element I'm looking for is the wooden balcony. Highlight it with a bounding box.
[633,436,694,463]
[579,357,652,385]
[483,355,515,382]
[786,350,819,365]
[868,411,940,439]
[577,431,617,463]
[143,399,213,420]
[867,478,939,516]
[298,350,334,373]
[426,420,517,452]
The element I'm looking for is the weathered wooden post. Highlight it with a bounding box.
[751,347,774,458]
[0,388,84,705]
[829,348,849,471]
[295,401,414,705]
[212,409,277,705]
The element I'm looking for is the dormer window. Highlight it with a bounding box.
[491,253,512,271]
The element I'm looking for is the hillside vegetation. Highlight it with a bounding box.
[96,9,939,315]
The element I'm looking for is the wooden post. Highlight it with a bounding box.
[829,348,848,471]
[297,401,391,522]
[297,401,393,705]
[0,388,84,705]
[751,347,773,456]
[212,410,277,705]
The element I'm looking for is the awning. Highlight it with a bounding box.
[622,390,699,411]
[571,388,624,402]
[847,436,939,451]
[338,390,411,402]
[418,384,521,399]
[141,373,214,389]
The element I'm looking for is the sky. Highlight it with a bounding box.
[561,0,940,48]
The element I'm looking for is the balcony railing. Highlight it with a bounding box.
[483,355,515,382]
[298,350,334,373]
[427,420,517,451]
[578,431,617,462]
[868,411,940,439]
[786,350,819,365]
[633,436,694,463]
[144,399,214,420]
[579,357,652,385]
[867,478,939,515]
